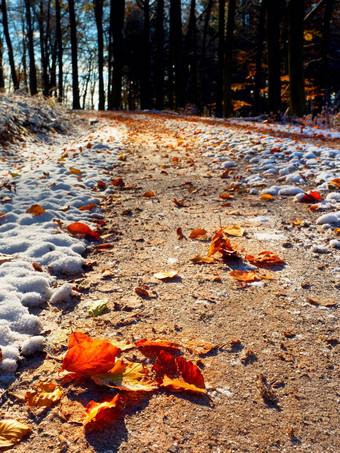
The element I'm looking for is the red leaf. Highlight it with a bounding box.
[83,394,123,433]
[245,251,285,266]
[301,191,322,203]
[67,222,100,239]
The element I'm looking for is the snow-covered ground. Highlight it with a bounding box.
[0,98,339,378]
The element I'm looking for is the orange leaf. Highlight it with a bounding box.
[32,262,43,272]
[101,268,115,278]
[219,193,231,199]
[25,382,63,408]
[67,222,100,239]
[143,191,155,198]
[69,167,84,175]
[191,254,216,264]
[301,191,322,203]
[97,180,107,189]
[61,332,120,377]
[176,227,185,239]
[112,177,125,187]
[83,394,122,433]
[189,228,207,239]
[329,178,340,188]
[230,270,261,283]
[26,204,45,216]
[135,338,181,352]
[135,286,150,298]
[79,202,96,211]
[208,229,237,257]
[173,198,188,207]
[261,194,274,201]
[154,350,206,395]
[245,251,285,266]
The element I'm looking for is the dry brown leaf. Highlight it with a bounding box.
[185,339,217,355]
[32,262,43,272]
[230,270,261,283]
[307,297,337,308]
[135,286,150,298]
[176,227,186,239]
[25,382,63,408]
[173,198,188,207]
[69,167,84,175]
[0,420,31,448]
[189,228,207,239]
[101,268,115,278]
[191,254,216,264]
[0,253,15,265]
[26,204,45,216]
[153,271,178,280]
[223,225,245,237]
[143,190,155,198]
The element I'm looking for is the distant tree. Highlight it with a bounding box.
[154,0,164,110]
[24,0,37,95]
[223,0,236,117]
[169,0,185,109]
[215,0,225,117]
[55,0,63,102]
[288,0,306,116]
[266,0,281,113]
[0,38,4,90]
[253,0,267,115]
[1,0,19,90]
[185,0,198,107]
[94,0,105,110]
[68,0,81,109]
[109,0,125,109]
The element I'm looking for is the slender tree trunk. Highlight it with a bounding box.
[215,0,225,117]
[223,0,236,117]
[288,0,306,116]
[38,0,50,96]
[55,0,63,102]
[109,0,125,110]
[0,38,5,91]
[140,0,152,109]
[25,0,37,95]
[253,0,267,116]
[68,0,81,109]
[94,0,105,110]
[170,0,185,109]
[1,0,19,90]
[197,0,214,113]
[266,0,282,113]
[185,0,198,107]
[155,0,164,110]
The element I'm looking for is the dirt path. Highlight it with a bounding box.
[2,112,339,453]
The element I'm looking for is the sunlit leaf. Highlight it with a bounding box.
[261,194,274,200]
[329,178,340,188]
[230,270,261,283]
[112,177,125,187]
[223,225,245,237]
[79,202,96,211]
[161,375,206,394]
[219,193,232,199]
[92,359,158,391]
[143,190,155,198]
[191,254,216,264]
[301,191,322,203]
[26,204,46,216]
[208,229,237,257]
[185,339,217,355]
[69,167,84,175]
[135,286,150,298]
[245,251,285,266]
[83,394,122,433]
[0,420,31,448]
[32,262,43,272]
[176,227,185,239]
[0,253,15,265]
[88,299,108,317]
[135,338,181,352]
[61,332,120,377]
[153,271,178,280]
[25,382,63,408]
[173,199,188,207]
[67,222,100,239]
[101,268,115,278]
[189,228,207,239]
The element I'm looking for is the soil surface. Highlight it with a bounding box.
[1,112,339,453]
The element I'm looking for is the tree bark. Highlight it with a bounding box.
[155,0,164,110]
[109,0,125,110]
[55,0,63,102]
[0,38,5,91]
[25,0,37,95]
[185,0,198,107]
[68,0,81,109]
[94,0,105,110]
[253,0,267,116]
[223,0,236,117]
[1,0,19,90]
[288,0,306,116]
[169,0,185,109]
[266,0,282,113]
[215,0,225,117]
[140,0,152,109]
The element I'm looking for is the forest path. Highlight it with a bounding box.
[4,112,339,452]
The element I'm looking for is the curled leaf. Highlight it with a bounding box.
[83,394,122,433]
[191,254,216,264]
[88,299,108,316]
[79,202,96,211]
[208,229,237,257]
[153,271,178,280]
[0,420,31,448]
[67,222,100,239]
[101,268,115,278]
[26,204,45,216]
[189,228,207,239]
[223,225,245,237]
[230,270,261,283]
[25,382,63,408]
[245,251,285,266]
[69,167,84,175]
[176,227,186,239]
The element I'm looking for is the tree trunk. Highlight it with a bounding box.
[170,0,185,109]
[109,0,125,110]
[68,0,81,109]
[55,0,63,102]
[1,0,19,90]
[215,0,225,117]
[94,0,105,110]
[155,0,164,110]
[25,0,37,95]
[185,0,198,108]
[37,0,50,97]
[223,0,236,117]
[253,0,267,116]
[140,0,152,109]
[0,38,5,91]
[266,0,282,113]
[288,0,306,116]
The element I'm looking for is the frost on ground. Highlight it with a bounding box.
[0,99,340,380]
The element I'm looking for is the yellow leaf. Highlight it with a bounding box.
[26,204,45,216]
[0,253,15,265]
[69,167,84,175]
[25,382,63,408]
[88,299,108,317]
[261,194,274,200]
[223,225,245,237]
[153,271,178,280]
[161,375,206,395]
[191,254,216,264]
[0,419,31,448]
[335,228,340,236]
[101,268,115,278]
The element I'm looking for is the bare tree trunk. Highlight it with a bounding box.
[170,0,185,109]
[266,0,282,114]
[223,0,236,117]
[0,38,5,91]
[1,0,19,90]
[185,0,198,107]
[94,0,105,110]
[109,0,125,110]
[155,0,164,110]
[55,0,63,102]
[253,0,267,116]
[25,0,37,95]
[68,0,81,109]
[215,0,225,117]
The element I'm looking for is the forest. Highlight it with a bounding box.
[0,0,339,117]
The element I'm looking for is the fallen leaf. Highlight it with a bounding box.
[61,332,120,377]
[108,338,134,351]
[230,270,261,283]
[208,229,237,257]
[291,219,303,226]
[0,420,31,448]
[135,286,150,298]
[0,347,2,361]
[135,338,181,352]
[154,350,206,395]
[307,297,337,308]
[336,228,340,235]
[185,339,217,355]
[25,382,63,408]
[88,299,108,316]
[101,268,115,278]
[301,191,322,203]
[92,359,158,391]
[189,228,207,239]
[245,251,285,266]
[32,262,43,272]
[67,222,100,239]
[0,213,5,218]
[143,190,155,198]
[69,167,84,175]
[79,202,96,211]
[219,193,232,199]
[153,271,178,280]
[173,198,188,207]
[97,181,107,189]
[256,374,278,404]
[83,394,122,433]
[176,227,186,239]
[191,254,216,264]
[261,194,274,200]
[223,225,245,237]
[0,253,15,265]
[26,204,46,216]
[94,243,114,249]
[112,177,125,187]
[329,178,340,188]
